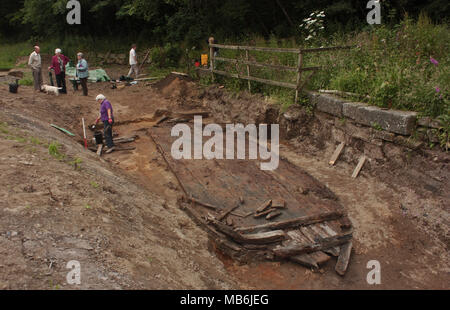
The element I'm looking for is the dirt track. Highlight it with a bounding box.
[0,62,448,289]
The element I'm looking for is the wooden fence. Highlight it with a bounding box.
[198,43,353,103]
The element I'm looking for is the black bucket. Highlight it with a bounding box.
[94,131,103,145]
[9,82,18,93]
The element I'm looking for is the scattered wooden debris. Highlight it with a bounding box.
[271,199,286,209]
[352,155,366,178]
[256,199,272,213]
[155,116,170,126]
[273,233,352,258]
[236,210,344,233]
[218,203,240,221]
[254,208,274,218]
[329,142,345,165]
[266,210,282,220]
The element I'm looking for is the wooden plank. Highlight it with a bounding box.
[210,69,297,89]
[351,155,366,178]
[236,211,344,233]
[138,49,151,73]
[273,233,352,258]
[301,46,355,53]
[295,51,303,104]
[309,224,340,257]
[256,199,272,213]
[329,142,345,165]
[210,43,300,54]
[210,218,285,244]
[215,56,298,72]
[271,199,286,209]
[245,50,251,92]
[254,208,274,218]
[96,144,103,156]
[242,230,286,244]
[218,203,240,221]
[335,241,353,276]
[266,210,282,220]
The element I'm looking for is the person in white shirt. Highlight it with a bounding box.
[28,46,43,91]
[127,44,138,78]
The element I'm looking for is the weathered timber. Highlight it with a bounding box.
[254,208,274,218]
[273,233,352,258]
[271,199,286,209]
[329,142,345,165]
[352,155,366,178]
[210,218,285,244]
[335,241,353,276]
[235,211,344,233]
[218,203,240,221]
[256,200,272,213]
[266,211,282,220]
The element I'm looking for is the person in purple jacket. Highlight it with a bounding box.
[94,94,115,153]
[48,48,69,94]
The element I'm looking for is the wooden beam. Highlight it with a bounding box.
[210,69,297,89]
[273,233,352,258]
[210,43,300,54]
[329,142,345,165]
[218,203,240,221]
[235,210,344,232]
[352,155,366,178]
[301,46,355,53]
[335,241,353,276]
[295,51,303,104]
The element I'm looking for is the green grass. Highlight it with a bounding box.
[48,142,65,160]
[199,15,449,120]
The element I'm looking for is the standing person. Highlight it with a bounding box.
[48,48,69,94]
[94,94,115,153]
[127,44,138,78]
[28,46,42,92]
[76,52,89,96]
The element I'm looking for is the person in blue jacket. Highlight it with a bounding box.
[76,52,89,96]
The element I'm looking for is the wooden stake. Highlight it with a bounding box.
[295,50,303,104]
[96,144,103,156]
[329,142,345,165]
[352,155,366,178]
[335,241,353,276]
[245,50,251,92]
[82,118,87,149]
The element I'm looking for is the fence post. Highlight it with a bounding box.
[245,49,251,92]
[209,40,215,81]
[295,49,303,104]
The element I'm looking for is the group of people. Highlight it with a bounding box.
[26,44,140,153]
[28,46,89,96]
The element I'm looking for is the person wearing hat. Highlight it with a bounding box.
[76,52,89,96]
[49,48,69,94]
[94,94,115,153]
[28,46,42,92]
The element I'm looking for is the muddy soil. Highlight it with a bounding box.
[0,61,448,289]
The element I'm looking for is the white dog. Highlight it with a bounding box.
[41,85,62,96]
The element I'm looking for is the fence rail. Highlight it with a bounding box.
[199,43,354,103]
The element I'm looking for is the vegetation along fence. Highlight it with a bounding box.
[200,43,353,104]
